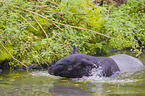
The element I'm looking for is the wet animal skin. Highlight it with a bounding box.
[48,45,144,78]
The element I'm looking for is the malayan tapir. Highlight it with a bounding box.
[48,45,144,78]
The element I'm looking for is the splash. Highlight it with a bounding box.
[30,70,142,84]
[77,67,141,84]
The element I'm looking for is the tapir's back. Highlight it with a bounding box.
[109,54,144,72]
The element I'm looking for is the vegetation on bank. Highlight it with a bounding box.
[0,0,145,70]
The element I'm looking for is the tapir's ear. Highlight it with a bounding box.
[71,44,79,54]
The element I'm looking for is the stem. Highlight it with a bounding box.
[53,21,118,40]
[43,10,88,15]
[10,7,38,32]
[26,47,43,70]
[32,47,49,66]
[61,42,72,49]
[37,60,43,70]
[13,5,118,40]
[29,5,48,8]
[1,43,28,72]
[13,5,73,38]
[15,6,62,31]
[47,0,60,6]
[30,13,49,40]
[24,39,49,66]
[95,0,97,4]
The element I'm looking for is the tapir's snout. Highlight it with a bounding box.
[48,64,64,76]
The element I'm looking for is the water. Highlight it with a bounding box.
[0,50,145,96]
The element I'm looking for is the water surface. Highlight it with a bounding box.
[0,50,145,96]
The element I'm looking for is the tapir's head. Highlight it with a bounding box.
[48,45,97,78]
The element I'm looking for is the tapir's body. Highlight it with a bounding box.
[110,54,144,72]
[48,45,144,78]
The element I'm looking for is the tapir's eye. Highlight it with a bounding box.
[54,64,63,71]
[67,65,73,71]
[56,64,64,66]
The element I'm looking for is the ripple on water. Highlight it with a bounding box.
[31,70,57,78]
[30,69,143,85]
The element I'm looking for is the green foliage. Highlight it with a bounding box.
[0,42,13,61]
[0,0,144,68]
[102,0,145,55]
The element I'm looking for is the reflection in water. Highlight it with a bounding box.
[49,85,92,96]
[0,50,145,96]
[32,68,145,94]
[0,69,145,96]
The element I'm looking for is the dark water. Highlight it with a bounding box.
[0,50,145,96]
